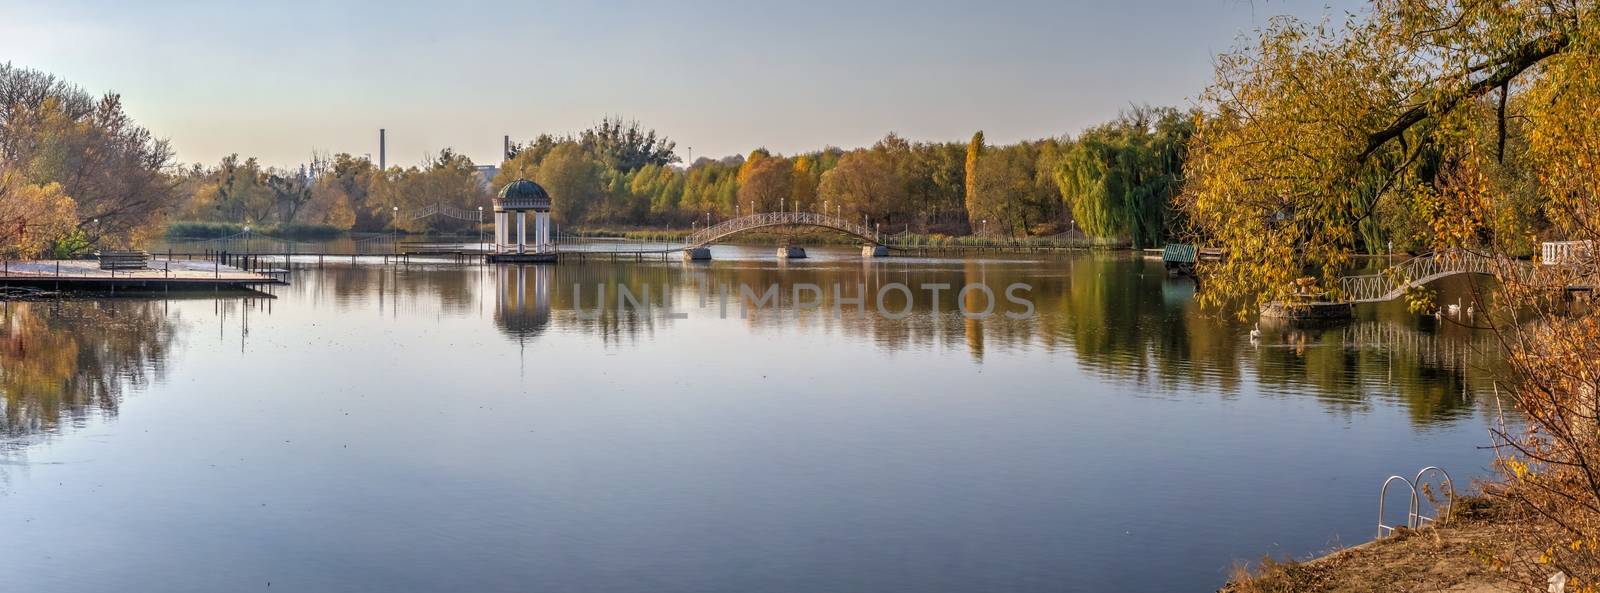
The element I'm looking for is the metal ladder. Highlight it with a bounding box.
[1378,466,1455,538]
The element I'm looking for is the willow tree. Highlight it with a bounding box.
[1057,107,1191,248]
[1185,1,1600,587]
[1180,1,1581,315]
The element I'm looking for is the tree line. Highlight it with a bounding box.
[492,111,1191,248]
[0,61,1196,256]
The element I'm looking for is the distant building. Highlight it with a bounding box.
[475,165,499,190]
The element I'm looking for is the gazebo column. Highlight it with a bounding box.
[517,211,527,254]
[496,211,507,252]
[534,212,543,252]
[538,212,549,252]
[493,212,502,252]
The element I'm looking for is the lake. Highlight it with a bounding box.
[0,244,1501,592]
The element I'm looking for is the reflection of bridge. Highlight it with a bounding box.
[1340,321,1495,369]
[684,212,884,249]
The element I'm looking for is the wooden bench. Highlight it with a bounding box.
[96,250,151,270]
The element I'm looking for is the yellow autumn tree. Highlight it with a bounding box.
[1181,2,1581,316]
[1184,2,1600,587]
[791,156,819,213]
[0,173,77,258]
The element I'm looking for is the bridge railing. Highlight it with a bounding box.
[404,203,484,224]
[685,211,879,248]
[1337,249,1500,303]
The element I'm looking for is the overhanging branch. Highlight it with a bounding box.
[1359,32,1571,162]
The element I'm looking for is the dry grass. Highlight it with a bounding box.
[1220,494,1535,593]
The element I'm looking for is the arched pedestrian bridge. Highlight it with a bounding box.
[1336,249,1505,304]
[1264,247,1591,320]
[684,211,884,249]
[1286,244,1592,309]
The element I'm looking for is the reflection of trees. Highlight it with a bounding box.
[1242,316,1501,424]
[1045,255,1248,393]
[0,300,178,442]
[278,254,1500,424]
[276,262,483,317]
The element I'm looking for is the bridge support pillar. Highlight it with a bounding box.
[682,247,712,261]
[861,245,889,258]
[777,246,807,259]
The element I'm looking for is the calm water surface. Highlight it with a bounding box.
[0,245,1501,592]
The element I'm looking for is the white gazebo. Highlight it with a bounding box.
[490,179,555,262]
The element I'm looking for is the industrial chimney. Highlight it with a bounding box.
[504,135,511,160]
[379,129,387,171]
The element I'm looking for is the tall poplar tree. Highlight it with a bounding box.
[964,131,984,227]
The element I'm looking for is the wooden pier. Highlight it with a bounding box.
[0,259,285,293]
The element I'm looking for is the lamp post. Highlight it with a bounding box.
[392,206,400,251]
[477,206,485,249]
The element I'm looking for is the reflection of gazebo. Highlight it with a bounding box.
[494,264,552,342]
[489,179,556,262]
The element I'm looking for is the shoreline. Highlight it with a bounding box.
[1220,493,1524,593]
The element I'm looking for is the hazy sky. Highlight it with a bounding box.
[1,0,1366,169]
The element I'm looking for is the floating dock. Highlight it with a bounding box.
[0,259,286,293]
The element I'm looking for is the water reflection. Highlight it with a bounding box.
[0,250,1509,592]
[257,252,1499,425]
[0,300,180,445]
[495,264,551,341]
[0,253,1502,448]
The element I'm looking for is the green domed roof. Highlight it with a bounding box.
[494,178,551,211]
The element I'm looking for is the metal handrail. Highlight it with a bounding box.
[1377,466,1456,539]
[1412,466,1455,528]
[1378,475,1418,538]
